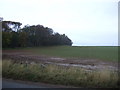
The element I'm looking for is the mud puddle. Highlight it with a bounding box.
[45,62,118,71]
[2,53,118,72]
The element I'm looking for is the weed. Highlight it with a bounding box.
[2,60,119,88]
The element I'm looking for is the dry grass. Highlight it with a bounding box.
[2,60,119,88]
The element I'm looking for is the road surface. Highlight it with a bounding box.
[2,78,73,88]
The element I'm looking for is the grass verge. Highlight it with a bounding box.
[2,60,119,88]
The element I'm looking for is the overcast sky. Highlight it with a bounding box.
[0,0,119,46]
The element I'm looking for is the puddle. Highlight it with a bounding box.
[3,53,118,72]
[45,62,118,71]
[50,57,65,60]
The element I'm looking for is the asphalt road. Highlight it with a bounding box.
[2,79,72,88]
[3,79,46,88]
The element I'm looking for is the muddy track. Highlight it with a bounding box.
[2,52,119,71]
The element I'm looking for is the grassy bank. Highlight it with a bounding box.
[2,60,119,88]
[3,46,118,62]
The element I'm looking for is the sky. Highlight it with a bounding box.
[0,0,119,46]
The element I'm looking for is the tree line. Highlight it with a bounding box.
[2,21,72,48]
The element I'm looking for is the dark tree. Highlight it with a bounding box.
[2,20,72,48]
[2,21,22,32]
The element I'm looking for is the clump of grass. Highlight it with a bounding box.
[2,60,119,88]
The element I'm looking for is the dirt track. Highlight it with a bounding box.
[2,51,119,71]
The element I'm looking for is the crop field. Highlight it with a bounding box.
[2,46,119,88]
[3,46,118,62]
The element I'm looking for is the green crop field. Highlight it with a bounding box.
[3,46,119,62]
[2,46,119,88]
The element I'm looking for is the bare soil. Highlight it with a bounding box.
[2,51,119,71]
